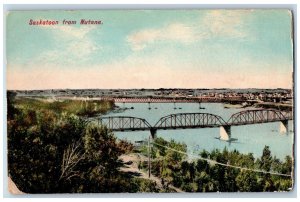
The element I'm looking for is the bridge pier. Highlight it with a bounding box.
[279,120,289,134]
[220,125,231,141]
[150,128,157,139]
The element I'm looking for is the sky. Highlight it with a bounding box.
[6,10,294,90]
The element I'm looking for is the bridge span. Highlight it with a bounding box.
[98,97,224,103]
[95,109,293,141]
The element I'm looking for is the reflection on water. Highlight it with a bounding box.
[102,103,293,160]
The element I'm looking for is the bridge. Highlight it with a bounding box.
[98,97,225,103]
[96,109,293,141]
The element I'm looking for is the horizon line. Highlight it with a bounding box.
[7,87,293,91]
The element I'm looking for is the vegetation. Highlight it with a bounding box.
[13,96,115,117]
[7,94,158,193]
[139,137,293,192]
[7,93,293,193]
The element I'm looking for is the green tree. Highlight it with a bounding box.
[195,171,217,192]
[8,107,151,193]
[282,156,293,175]
[260,146,272,172]
[236,170,259,192]
[223,168,238,192]
[189,162,196,181]
[258,146,275,191]
[8,110,86,193]
[7,91,19,120]
[81,124,123,192]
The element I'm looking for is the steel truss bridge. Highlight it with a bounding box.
[99,97,222,103]
[95,109,293,139]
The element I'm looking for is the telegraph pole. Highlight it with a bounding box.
[148,135,151,178]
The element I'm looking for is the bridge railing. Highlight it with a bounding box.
[227,109,292,126]
[154,113,227,129]
[281,110,293,120]
[97,116,152,131]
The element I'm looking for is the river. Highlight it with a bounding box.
[102,103,293,160]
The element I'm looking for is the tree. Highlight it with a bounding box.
[282,156,293,175]
[82,124,123,190]
[236,170,259,192]
[258,146,276,191]
[8,110,86,193]
[223,168,238,192]
[189,162,196,181]
[7,91,18,120]
[260,146,272,172]
[8,108,137,193]
[181,161,189,177]
[59,140,85,181]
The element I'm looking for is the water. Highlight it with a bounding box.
[101,103,293,160]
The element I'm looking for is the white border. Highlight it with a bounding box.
[1,1,299,201]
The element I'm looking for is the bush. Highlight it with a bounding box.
[8,109,86,193]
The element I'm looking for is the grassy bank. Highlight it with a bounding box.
[254,102,293,111]
[14,97,115,117]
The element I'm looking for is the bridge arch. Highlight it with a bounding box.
[227,109,291,126]
[154,113,227,129]
[97,116,152,131]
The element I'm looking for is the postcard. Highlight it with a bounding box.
[6,9,294,194]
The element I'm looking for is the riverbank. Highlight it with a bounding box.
[254,102,293,111]
[223,103,244,109]
[13,96,115,117]
[223,101,292,111]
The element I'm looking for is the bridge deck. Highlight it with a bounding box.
[95,109,293,132]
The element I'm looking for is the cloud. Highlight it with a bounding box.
[127,10,251,51]
[37,40,101,65]
[34,24,100,65]
[55,25,96,39]
[39,21,97,39]
[202,10,251,38]
[127,23,198,51]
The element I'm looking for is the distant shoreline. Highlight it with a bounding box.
[7,88,292,91]
[8,87,293,111]
[14,95,293,111]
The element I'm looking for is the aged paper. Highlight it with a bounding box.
[6,10,294,193]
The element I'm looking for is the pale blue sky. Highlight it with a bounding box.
[6,10,293,89]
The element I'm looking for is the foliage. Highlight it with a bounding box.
[7,91,19,120]
[130,178,159,193]
[14,97,115,117]
[117,139,134,154]
[235,170,259,192]
[149,139,293,192]
[7,94,158,193]
[8,108,86,193]
[7,95,293,193]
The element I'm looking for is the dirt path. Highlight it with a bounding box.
[119,153,183,193]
